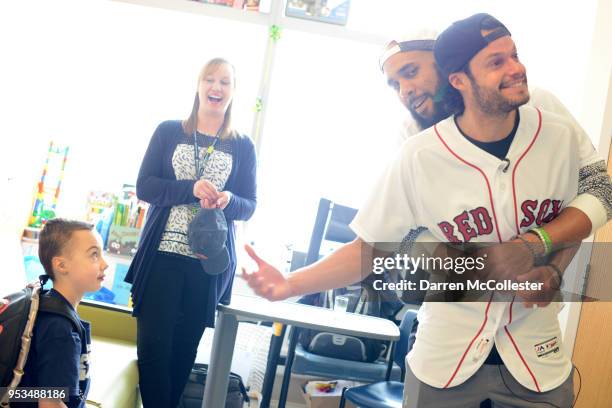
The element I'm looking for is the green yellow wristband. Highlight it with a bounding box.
[531,227,553,255]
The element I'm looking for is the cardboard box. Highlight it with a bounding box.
[301,380,358,408]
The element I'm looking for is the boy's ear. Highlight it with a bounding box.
[52,256,69,277]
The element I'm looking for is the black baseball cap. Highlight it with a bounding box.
[434,13,511,79]
[188,208,230,275]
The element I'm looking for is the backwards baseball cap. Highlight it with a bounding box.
[188,208,230,275]
[378,29,438,71]
[434,13,511,79]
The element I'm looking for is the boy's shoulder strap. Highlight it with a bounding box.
[38,292,85,341]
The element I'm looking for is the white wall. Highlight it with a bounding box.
[579,0,612,152]
[559,0,612,356]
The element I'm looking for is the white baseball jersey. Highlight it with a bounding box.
[351,105,602,392]
[398,87,609,238]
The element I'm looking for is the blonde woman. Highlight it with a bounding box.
[126,58,257,407]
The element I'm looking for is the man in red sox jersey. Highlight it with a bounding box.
[380,30,610,268]
[351,14,607,406]
[379,28,611,322]
[242,13,612,408]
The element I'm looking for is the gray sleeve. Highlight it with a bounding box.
[578,160,612,220]
[398,227,429,254]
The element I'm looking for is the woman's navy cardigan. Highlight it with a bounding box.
[125,120,257,320]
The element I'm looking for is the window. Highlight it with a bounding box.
[248,29,404,260]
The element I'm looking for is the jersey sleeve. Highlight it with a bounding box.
[562,107,610,228]
[531,88,612,229]
[563,129,611,229]
[33,316,82,397]
[350,146,418,244]
[530,88,601,167]
[574,161,612,225]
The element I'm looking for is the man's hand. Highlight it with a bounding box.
[241,244,293,301]
[475,237,536,284]
[515,265,562,307]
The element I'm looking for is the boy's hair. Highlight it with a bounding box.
[38,218,93,280]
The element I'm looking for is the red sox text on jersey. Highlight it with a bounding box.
[438,199,563,242]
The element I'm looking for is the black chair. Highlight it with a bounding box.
[259,197,358,408]
[304,198,358,266]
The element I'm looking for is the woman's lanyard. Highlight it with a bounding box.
[194,127,222,179]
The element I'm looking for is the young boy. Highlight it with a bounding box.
[13,219,108,408]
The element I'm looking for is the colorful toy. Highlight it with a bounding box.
[28,141,70,228]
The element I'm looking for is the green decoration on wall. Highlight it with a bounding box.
[270,25,282,42]
[254,97,263,113]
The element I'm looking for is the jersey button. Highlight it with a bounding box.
[500,183,506,191]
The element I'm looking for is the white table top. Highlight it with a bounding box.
[219,295,399,341]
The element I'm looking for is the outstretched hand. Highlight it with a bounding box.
[241,244,293,301]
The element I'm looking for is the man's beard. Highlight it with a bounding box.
[409,98,451,130]
[469,75,530,115]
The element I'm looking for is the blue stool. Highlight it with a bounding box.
[339,310,417,408]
